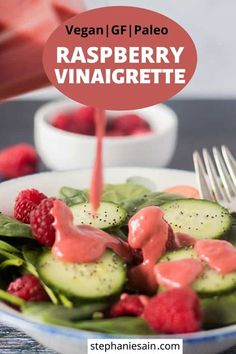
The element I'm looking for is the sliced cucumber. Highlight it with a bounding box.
[37,250,126,299]
[162,199,232,239]
[160,247,236,296]
[70,202,127,229]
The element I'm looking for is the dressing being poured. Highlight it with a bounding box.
[51,199,132,263]
[89,108,105,213]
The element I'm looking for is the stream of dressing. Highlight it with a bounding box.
[89,108,105,212]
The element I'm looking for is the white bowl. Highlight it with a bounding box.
[0,167,236,354]
[34,100,178,171]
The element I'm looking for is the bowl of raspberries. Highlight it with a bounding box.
[34,100,178,171]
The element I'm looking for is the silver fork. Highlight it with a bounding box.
[193,145,236,211]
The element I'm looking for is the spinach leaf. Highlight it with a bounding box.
[59,183,150,207]
[59,187,88,206]
[0,258,23,271]
[21,245,59,304]
[58,294,73,308]
[74,317,154,335]
[102,183,150,205]
[0,240,21,255]
[22,302,153,334]
[22,244,42,267]
[0,289,25,307]
[22,302,108,324]
[124,192,185,218]
[201,293,236,329]
[0,214,32,238]
[0,248,23,264]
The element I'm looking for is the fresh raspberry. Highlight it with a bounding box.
[72,106,95,135]
[109,294,145,317]
[14,189,47,224]
[52,113,72,131]
[30,197,56,247]
[113,114,150,135]
[7,274,49,302]
[105,129,125,137]
[143,288,202,334]
[130,127,152,136]
[0,144,38,179]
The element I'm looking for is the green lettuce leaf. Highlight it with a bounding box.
[0,214,32,238]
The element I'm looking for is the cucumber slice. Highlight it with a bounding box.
[160,248,236,295]
[70,202,127,229]
[162,199,232,239]
[37,250,126,299]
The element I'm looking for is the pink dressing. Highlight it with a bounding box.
[154,259,204,289]
[51,199,132,263]
[164,185,200,199]
[175,232,196,248]
[89,108,105,213]
[128,206,169,294]
[195,239,236,275]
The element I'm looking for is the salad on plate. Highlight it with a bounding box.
[0,179,236,335]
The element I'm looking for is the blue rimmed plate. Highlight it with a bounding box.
[0,167,235,354]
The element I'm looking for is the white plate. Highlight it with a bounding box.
[0,167,235,354]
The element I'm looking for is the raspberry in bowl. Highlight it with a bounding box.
[34,100,178,171]
[51,106,153,137]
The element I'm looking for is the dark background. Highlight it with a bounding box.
[0,99,236,353]
[1,99,236,174]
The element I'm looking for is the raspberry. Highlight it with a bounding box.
[72,106,95,135]
[109,294,145,317]
[7,274,49,302]
[143,288,202,334]
[30,197,56,247]
[52,113,71,131]
[105,129,125,137]
[130,127,152,136]
[113,114,150,135]
[0,144,38,179]
[14,189,47,224]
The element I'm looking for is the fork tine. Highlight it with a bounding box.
[221,145,236,188]
[202,148,227,203]
[213,147,236,201]
[193,151,215,201]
